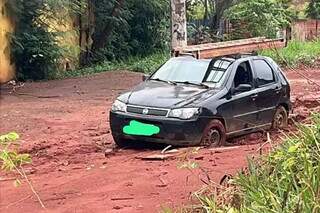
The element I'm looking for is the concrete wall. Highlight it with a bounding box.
[0,0,15,83]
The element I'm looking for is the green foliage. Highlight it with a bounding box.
[194,114,320,212]
[235,115,320,212]
[261,40,320,67]
[160,206,175,213]
[127,0,170,55]
[12,29,61,80]
[57,51,170,79]
[225,0,292,39]
[187,0,208,20]
[177,147,201,170]
[8,0,83,81]
[0,133,44,206]
[306,0,320,19]
[90,0,170,63]
[187,24,217,44]
[0,132,31,176]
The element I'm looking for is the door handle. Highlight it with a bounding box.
[274,87,281,94]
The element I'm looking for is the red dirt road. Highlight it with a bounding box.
[0,69,319,213]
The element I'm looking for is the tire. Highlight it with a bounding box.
[200,120,226,147]
[272,106,288,130]
[112,135,128,148]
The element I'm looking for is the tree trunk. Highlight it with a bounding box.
[79,0,95,65]
[212,0,233,30]
[203,0,208,21]
[92,0,125,52]
[171,0,187,49]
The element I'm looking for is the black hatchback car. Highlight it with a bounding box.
[110,55,291,147]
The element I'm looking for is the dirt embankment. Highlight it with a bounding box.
[0,69,319,213]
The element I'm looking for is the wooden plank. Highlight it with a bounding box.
[199,40,285,59]
[173,37,286,59]
[179,37,266,51]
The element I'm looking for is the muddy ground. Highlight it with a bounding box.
[0,69,319,213]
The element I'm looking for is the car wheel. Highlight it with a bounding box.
[201,120,226,147]
[272,106,288,129]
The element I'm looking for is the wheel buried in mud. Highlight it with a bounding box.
[272,106,288,130]
[201,120,226,147]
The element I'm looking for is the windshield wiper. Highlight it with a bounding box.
[176,81,209,88]
[151,78,177,85]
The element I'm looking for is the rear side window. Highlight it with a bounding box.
[253,59,275,86]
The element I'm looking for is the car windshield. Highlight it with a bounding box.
[150,57,232,88]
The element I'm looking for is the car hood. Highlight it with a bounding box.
[119,81,218,108]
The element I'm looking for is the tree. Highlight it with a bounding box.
[9,0,61,80]
[212,0,235,29]
[306,0,320,19]
[91,0,126,52]
[225,0,292,39]
[8,0,84,80]
[88,0,169,63]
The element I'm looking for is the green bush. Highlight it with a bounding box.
[123,51,170,73]
[57,51,170,79]
[9,0,82,81]
[0,132,31,186]
[225,0,292,39]
[195,114,320,213]
[261,40,320,67]
[89,0,170,64]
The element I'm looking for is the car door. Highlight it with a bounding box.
[222,61,259,134]
[251,58,282,126]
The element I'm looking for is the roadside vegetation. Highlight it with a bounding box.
[56,51,170,79]
[7,0,170,81]
[261,40,320,67]
[0,132,31,184]
[0,132,44,207]
[166,114,320,213]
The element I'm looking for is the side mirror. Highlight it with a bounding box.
[142,74,150,81]
[234,84,252,94]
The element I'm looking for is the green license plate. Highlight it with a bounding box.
[123,120,160,136]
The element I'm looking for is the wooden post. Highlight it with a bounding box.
[171,0,187,51]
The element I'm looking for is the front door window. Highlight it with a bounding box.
[234,61,254,90]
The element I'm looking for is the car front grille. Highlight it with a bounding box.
[127,105,169,117]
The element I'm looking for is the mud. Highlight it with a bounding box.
[0,69,319,213]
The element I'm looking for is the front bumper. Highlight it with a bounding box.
[109,111,209,146]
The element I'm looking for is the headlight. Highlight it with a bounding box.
[168,108,200,120]
[111,100,127,112]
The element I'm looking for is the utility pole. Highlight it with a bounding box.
[171,0,187,50]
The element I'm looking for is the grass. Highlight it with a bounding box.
[56,40,320,80]
[188,114,320,213]
[261,40,320,67]
[56,51,170,79]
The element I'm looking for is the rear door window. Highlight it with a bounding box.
[252,59,275,87]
